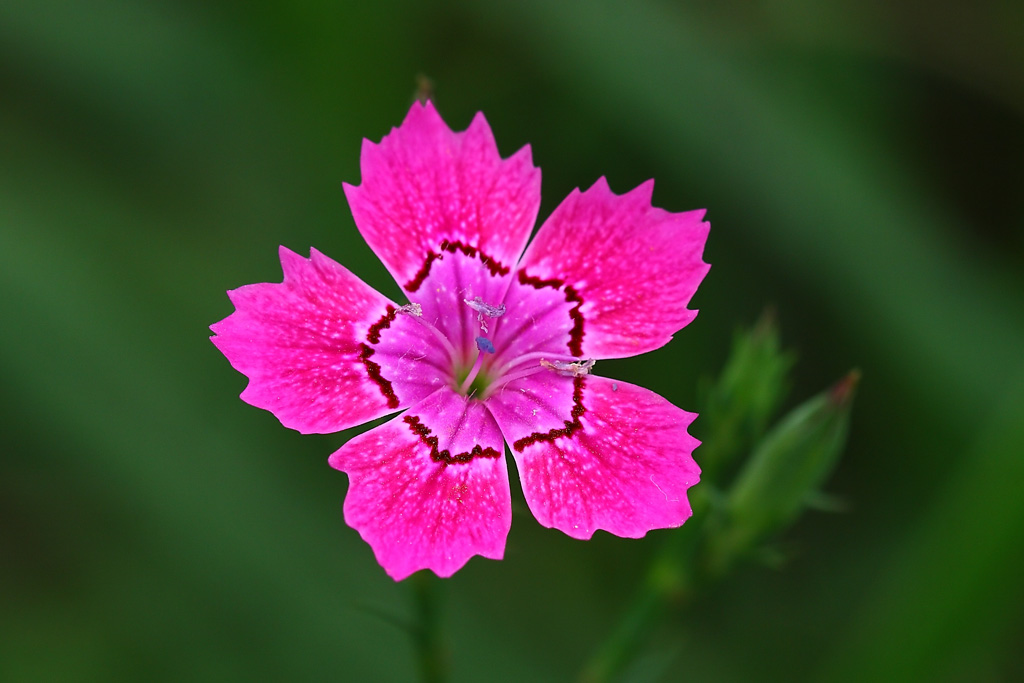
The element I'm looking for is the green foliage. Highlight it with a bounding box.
[697,311,796,480]
[583,321,858,682]
[706,369,857,576]
[2,1,1022,681]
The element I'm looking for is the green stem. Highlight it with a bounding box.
[579,491,709,683]
[579,586,667,683]
[411,572,447,683]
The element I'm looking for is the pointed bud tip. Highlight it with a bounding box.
[829,369,861,407]
[414,74,434,105]
[753,306,778,338]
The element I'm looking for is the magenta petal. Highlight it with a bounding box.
[494,376,700,540]
[329,389,511,580]
[519,178,710,359]
[210,247,403,434]
[345,101,541,291]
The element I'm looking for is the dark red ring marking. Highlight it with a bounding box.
[405,239,510,292]
[404,414,502,465]
[517,270,585,357]
[512,376,586,452]
[367,304,397,344]
[358,343,399,409]
[405,251,442,293]
[359,304,403,408]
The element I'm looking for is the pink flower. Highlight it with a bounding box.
[211,102,710,580]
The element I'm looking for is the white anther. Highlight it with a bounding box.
[463,296,506,333]
[540,358,596,377]
[397,303,422,317]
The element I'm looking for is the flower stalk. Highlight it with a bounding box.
[411,572,448,683]
[579,493,706,683]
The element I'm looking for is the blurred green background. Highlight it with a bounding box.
[2,1,1023,681]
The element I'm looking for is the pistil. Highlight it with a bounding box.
[458,347,489,396]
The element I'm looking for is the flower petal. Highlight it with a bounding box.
[210,247,406,434]
[489,375,700,539]
[518,178,710,359]
[329,389,511,580]
[345,101,541,292]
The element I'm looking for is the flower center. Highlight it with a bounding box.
[463,367,494,398]
[452,297,506,397]
[368,250,594,408]
[446,289,598,399]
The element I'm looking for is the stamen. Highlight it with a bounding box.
[540,358,596,377]
[464,296,506,334]
[401,307,457,361]
[492,350,583,378]
[483,357,597,399]
[484,364,550,396]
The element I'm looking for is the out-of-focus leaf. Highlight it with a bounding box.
[820,364,1024,682]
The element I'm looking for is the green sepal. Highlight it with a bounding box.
[704,370,859,576]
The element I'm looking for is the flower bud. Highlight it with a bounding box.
[697,311,795,480]
[705,370,859,574]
